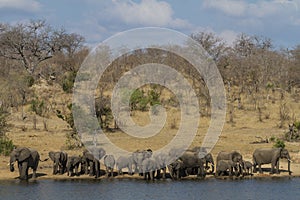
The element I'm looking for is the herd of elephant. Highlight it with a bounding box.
[8,146,292,180]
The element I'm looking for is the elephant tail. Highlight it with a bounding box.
[40,158,49,162]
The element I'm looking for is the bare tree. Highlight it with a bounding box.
[0,20,85,77]
[191,31,227,61]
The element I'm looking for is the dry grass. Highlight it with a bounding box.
[1,81,300,180]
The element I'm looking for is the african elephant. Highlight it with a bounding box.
[153,152,168,179]
[167,159,184,180]
[178,151,206,178]
[104,154,115,177]
[242,161,253,176]
[82,148,105,178]
[216,160,238,177]
[49,151,68,175]
[9,147,40,180]
[202,153,215,174]
[132,149,152,175]
[216,151,243,176]
[142,157,157,180]
[187,147,214,173]
[116,155,134,175]
[66,156,82,176]
[252,148,291,175]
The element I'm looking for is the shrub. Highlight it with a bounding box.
[0,137,14,156]
[25,75,35,87]
[130,89,148,111]
[274,138,285,149]
[31,97,44,116]
[294,121,300,130]
[0,109,14,156]
[269,136,276,142]
[148,87,161,106]
[62,72,76,93]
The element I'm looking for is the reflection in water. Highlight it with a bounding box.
[0,178,300,200]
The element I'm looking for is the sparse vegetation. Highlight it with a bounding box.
[1,19,300,179]
[274,138,285,149]
[0,108,14,156]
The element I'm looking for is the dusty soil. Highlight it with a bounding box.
[1,80,300,180]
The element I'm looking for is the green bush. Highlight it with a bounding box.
[0,137,14,156]
[148,87,161,106]
[294,121,300,130]
[274,138,285,149]
[269,136,276,142]
[62,72,76,93]
[31,97,44,116]
[130,89,149,111]
[25,75,35,87]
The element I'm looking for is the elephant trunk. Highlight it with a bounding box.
[9,163,14,172]
[9,157,15,172]
[288,158,291,175]
[211,163,214,174]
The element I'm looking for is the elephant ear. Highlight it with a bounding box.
[17,148,31,162]
[98,148,106,159]
[49,151,55,161]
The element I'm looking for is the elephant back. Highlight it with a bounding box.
[13,147,31,162]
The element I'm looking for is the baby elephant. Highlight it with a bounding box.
[242,161,253,176]
[216,160,238,177]
[49,151,68,175]
[104,155,115,177]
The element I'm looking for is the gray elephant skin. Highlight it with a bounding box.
[190,147,214,173]
[9,147,40,180]
[178,151,206,178]
[216,160,238,177]
[116,155,134,175]
[82,148,106,178]
[104,154,115,177]
[167,159,184,180]
[66,156,82,176]
[49,151,68,175]
[132,149,152,175]
[242,161,253,176]
[252,148,291,175]
[153,153,169,179]
[142,157,157,180]
[216,151,243,176]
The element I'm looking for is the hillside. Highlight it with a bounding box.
[0,79,300,180]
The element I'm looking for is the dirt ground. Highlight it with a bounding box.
[1,81,300,180]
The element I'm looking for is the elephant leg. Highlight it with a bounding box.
[162,167,166,179]
[105,167,109,178]
[128,166,132,175]
[228,167,232,177]
[150,171,154,180]
[18,163,22,177]
[156,169,161,179]
[52,163,56,175]
[89,162,94,176]
[32,169,37,179]
[75,166,79,176]
[253,162,257,173]
[258,164,263,174]
[20,163,28,180]
[270,162,275,174]
[276,161,280,174]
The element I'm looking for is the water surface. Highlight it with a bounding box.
[0,177,299,200]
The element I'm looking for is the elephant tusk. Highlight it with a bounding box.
[7,162,13,166]
[288,159,292,163]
